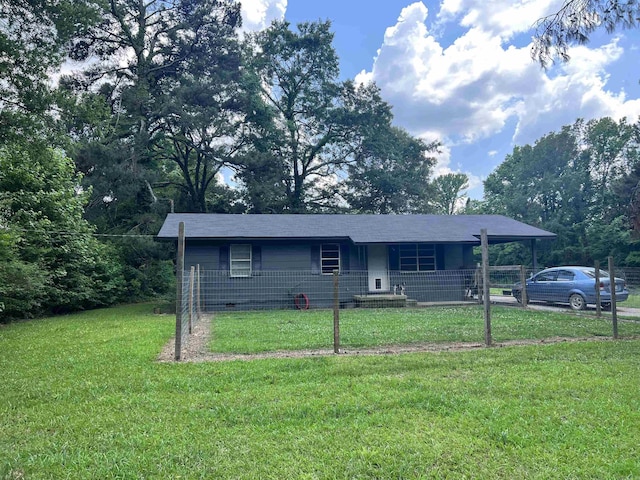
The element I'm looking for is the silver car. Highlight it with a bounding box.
[512,266,629,311]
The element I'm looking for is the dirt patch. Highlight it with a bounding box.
[157,315,631,363]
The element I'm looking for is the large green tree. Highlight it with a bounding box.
[343,126,438,213]
[240,20,437,213]
[483,117,638,266]
[64,0,245,225]
[0,142,124,319]
[0,0,98,140]
[430,173,470,215]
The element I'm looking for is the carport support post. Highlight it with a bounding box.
[608,256,618,339]
[333,269,340,354]
[175,221,185,361]
[481,229,492,347]
[594,261,601,317]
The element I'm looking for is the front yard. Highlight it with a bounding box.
[210,304,640,353]
[1,304,639,479]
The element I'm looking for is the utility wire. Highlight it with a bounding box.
[1,226,159,238]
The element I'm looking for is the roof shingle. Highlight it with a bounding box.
[157,214,556,244]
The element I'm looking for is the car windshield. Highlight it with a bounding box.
[582,269,609,278]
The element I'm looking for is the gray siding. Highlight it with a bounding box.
[199,271,368,311]
[183,240,473,309]
[185,243,219,271]
[262,244,310,270]
[443,244,464,269]
[349,245,366,270]
[197,270,470,311]
[463,245,475,267]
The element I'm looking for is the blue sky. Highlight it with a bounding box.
[241,0,640,199]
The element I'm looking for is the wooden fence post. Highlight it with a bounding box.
[519,265,528,307]
[594,260,601,318]
[609,256,618,339]
[175,221,185,361]
[333,269,340,354]
[481,229,492,347]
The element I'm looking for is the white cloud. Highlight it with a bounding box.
[361,0,640,153]
[239,0,287,32]
[437,0,561,39]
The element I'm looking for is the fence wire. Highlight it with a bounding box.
[194,269,484,311]
[173,266,640,358]
[175,267,201,359]
[181,267,640,312]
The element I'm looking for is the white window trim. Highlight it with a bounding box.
[230,244,252,277]
[321,243,341,275]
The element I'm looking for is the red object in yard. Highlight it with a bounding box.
[294,293,309,310]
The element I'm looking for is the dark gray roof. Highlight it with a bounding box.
[157,214,556,244]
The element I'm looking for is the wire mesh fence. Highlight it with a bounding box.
[196,269,481,311]
[172,265,640,359]
[175,266,201,359]
[618,267,640,293]
[180,266,640,314]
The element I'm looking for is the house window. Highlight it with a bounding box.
[230,244,252,277]
[321,244,340,274]
[399,244,435,271]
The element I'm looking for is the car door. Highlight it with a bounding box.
[527,270,558,302]
[552,269,575,302]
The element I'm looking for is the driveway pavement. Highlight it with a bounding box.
[490,294,640,318]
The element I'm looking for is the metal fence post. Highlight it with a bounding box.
[188,265,195,334]
[196,264,201,319]
[175,221,185,361]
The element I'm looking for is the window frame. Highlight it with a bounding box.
[398,244,436,272]
[556,270,575,282]
[321,243,341,275]
[230,244,252,277]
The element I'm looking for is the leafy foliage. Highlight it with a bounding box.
[483,117,639,266]
[240,21,435,213]
[0,142,125,319]
[0,0,99,140]
[430,173,469,214]
[63,0,245,223]
[343,126,438,213]
[532,0,640,67]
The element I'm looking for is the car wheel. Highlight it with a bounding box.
[569,293,586,311]
[514,291,522,304]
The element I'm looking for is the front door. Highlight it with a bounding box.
[368,245,389,292]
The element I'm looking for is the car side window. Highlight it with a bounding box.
[556,270,574,281]
[536,271,558,282]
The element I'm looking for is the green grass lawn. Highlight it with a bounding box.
[2,304,640,479]
[211,305,640,353]
[623,293,640,308]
